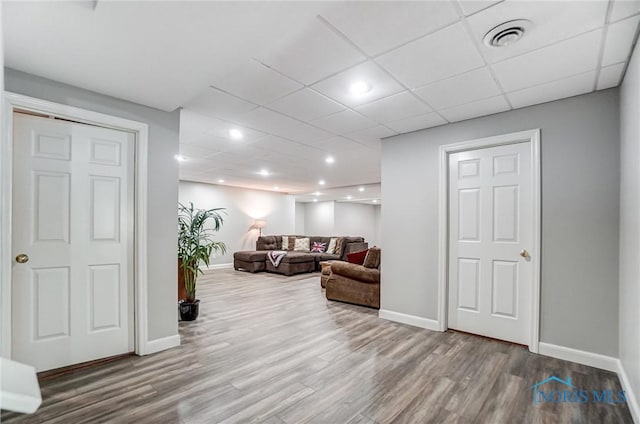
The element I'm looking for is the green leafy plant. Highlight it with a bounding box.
[178,202,227,301]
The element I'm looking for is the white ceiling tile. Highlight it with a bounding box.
[276,123,333,143]
[413,67,501,110]
[439,95,510,122]
[178,143,221,159]
[265,88,345,121]
[311,61,405,107]
[307,136,364,153]
[610,0,640,23]
[346,125,397,145]
[311,110,377,134]
[376,22,485,88]
[466,1,608,63]
[385,112,447,134]
[492,30,602,92]
[180,109,267,145]
[354,91,431,123]
[320,2,459,55]
[183,86,257,120]
[234,107,302,135]
[597,63,626,89]
[507,71,596,109]
[257,18,366,85]
[602,16,640,66]
[457,1,502,17]
[210,59,302,105]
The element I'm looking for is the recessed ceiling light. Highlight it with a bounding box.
[313,191,321,196]
[274,186,279,190]
[373,199,378,203]
[346,195,353,200]
[319,179,326,185]
[358,187,365,192]
[259,169,269,176]
[313,198,318,202]
[218,179,225,183]
[174,154,186,162]
[325,156,335,164]
[349,80,371,95]
[229,129,243,140]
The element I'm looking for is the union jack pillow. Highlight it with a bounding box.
[311,242,327,253]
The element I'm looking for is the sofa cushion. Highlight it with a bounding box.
[234,251,268,262]
[311,241,327,252]
[294,237,310,252]
[257,236,277,251]
[363,247,381,269]
[331,261,380,284]
[347,249,368,265]
[281,252,315,264]
[315,253,340,262]
[335,237,345,256]
[327,238,338,254]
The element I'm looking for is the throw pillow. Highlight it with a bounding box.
[281,236,290,251]
[311,241,327,253]
[327,238,338,254]
[363,247,381,269]
[294,237,310,252]
[335,237,345,256]
[347,249,368,265]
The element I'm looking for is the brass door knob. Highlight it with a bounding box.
[15,254,29,264]
[519,249,530,259]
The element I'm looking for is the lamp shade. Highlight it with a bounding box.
[254,220,266,229]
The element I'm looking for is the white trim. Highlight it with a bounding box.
[205,263,233,270]
[1,92,153,358]
[617,359,640,424]
[143,335,181,355]
[538,342,618,372]
[438,129,542,353]
[378,309,440,331]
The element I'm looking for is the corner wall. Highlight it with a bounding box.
[619,38,640,422]
[179,181,295,265]
[4,68,180,342]
[382,89,620,357]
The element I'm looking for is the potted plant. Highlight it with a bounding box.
[177,202,227,321]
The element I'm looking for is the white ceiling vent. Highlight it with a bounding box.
[483,19,531,48]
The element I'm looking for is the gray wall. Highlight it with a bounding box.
[382,89,620,356]
[619,41,640,409]
[5,68,180,342]
[179,181,295,265]
[303,201,335,236]
[300,200,380,245]
[295,202,306,234]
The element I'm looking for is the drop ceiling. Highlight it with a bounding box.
[4,1,639,197]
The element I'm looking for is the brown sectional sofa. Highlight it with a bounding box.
[234,235,368,276]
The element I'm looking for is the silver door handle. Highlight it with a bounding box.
[519,249,530,259]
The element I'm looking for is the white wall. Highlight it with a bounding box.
[295,202,306,234]
[179,181,295,265]
[303,201,335,235]
[382,89,620,357]
[334,202,379,246]
[619,40,640,421]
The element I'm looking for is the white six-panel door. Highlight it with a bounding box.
[448,142,532,345]
[12,113,134,371]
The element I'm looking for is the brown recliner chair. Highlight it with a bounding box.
[325,247,380,309]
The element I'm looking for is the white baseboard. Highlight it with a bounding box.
[205,263,233,271]
[378,309,440,331]
[617,359,640,424]
[538,342,618,372]
[142,334,180,355]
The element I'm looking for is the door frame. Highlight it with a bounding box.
[0,92,151,358]
[437,129,541,353]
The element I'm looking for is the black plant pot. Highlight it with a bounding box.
[179,299,200,321]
